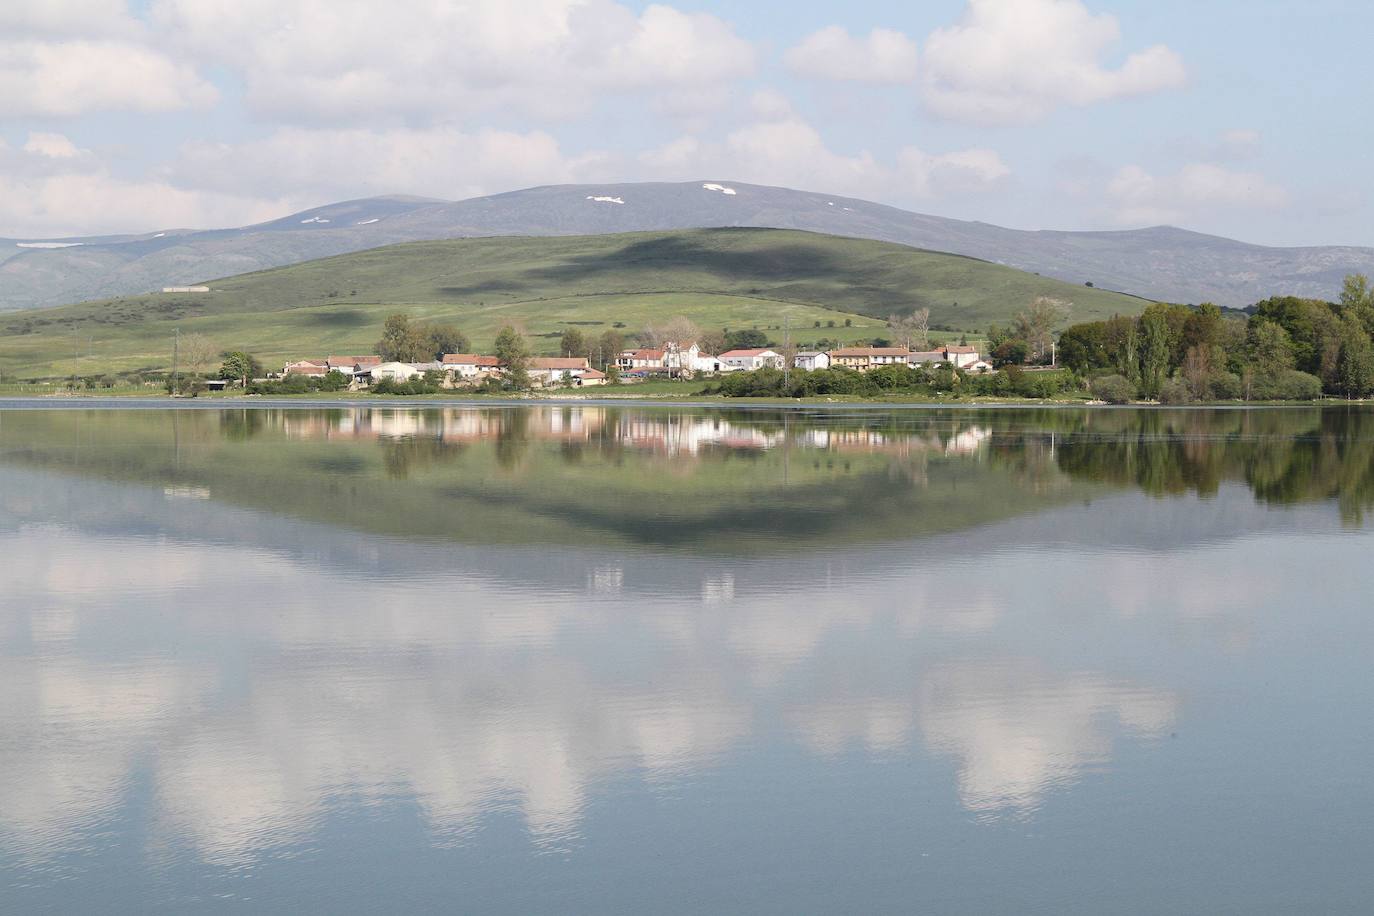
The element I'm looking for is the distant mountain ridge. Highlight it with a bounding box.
[3,180,1371,311]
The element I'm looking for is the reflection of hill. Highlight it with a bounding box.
[0,406,1099,553]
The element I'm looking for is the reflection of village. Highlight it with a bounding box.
[269,406,993,459]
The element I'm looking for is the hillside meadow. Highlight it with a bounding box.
[0,228,1151,379]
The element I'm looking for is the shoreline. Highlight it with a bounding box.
[0,394,1360,411]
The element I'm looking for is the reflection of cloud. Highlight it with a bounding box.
[0,659,208,859]
[1,518,1212,866]
[918,661,1177,816]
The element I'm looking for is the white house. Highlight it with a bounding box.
[529,357,595,386]
[793,351,830,371]
[718,348,782,371]
[441,353,503,379]
[617,348,667,370]
[370,362,423,382]
[907,350,945,367]
[942,345,982,369]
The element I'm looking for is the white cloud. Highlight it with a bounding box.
[785,25,920,84]
[22,132,81,159]
[169,126,610,203]
[0,38,217,117]
[676,116,1009,202]
[1105,163,1289,227]
[0,140,289,237]
[921,0,1186,125]
[149,0,755,123]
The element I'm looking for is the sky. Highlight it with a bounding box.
[0,0,1367,246]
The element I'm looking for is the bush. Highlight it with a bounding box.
[1209,371,1242,400]
[1090,374,1136,404]
[1158,378,1191,404]
[1251,369,1322,401]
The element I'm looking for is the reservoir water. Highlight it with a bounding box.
[1,404,1372,913]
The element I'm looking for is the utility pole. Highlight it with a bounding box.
[783,313,791,390]
[172,327,180,392]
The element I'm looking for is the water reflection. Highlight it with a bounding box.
[2,406,1374,911]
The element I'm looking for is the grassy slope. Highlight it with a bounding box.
[0,228,1150,378]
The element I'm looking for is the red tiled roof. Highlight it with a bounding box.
[327,355,381,367]
[530,357,592,369]
[622,348,666,360]
[942,346,978,354]
[442,353,501,366]
[719,348,775,357]
[830,347,910,357]
[581,369,606,379]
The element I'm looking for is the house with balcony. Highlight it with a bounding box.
[828,347,911,371]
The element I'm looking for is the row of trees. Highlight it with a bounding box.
[376,314,470,363]
[1056,275,1374,402]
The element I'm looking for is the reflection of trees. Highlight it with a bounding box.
[1052,408,1374,523]
[382,438,465,480]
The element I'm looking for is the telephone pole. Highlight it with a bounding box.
[172,327,180,391]
[783,313,791,389]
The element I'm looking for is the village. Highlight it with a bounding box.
[278,342,994,390]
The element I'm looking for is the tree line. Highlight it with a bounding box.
[1056,274,1374,402]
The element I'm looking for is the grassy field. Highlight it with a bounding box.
[0,227,1152,379]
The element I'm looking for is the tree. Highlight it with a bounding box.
[560,328,589,358]
[1015,296,1069,364]
[726,328,770,349]
[494,325,530,389]
[219,351,262,387]
[660,316,700,347]
[1337,315,1374,398]
[1139,312,1169,399]
[595,330,624,369]
[1182,344,1213,400]
[911,307,931,349]
[697,329,728,356]
[179,333,217,377]
[1247,319,1296,377]
[376,313,429,362]
[1340,273,1374,337]
[991,339,1029,367]
[425,323,469,360]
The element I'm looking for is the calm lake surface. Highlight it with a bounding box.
[2,403,1372,914]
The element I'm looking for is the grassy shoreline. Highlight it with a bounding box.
[0,386,1362,410]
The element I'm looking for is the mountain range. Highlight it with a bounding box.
[3,180,1372,312]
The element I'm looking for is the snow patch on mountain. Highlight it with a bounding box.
[586,196,625,204]
[17,242,83,249]
[703,183,737,195]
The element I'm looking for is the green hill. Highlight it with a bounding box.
[0,228,1152,378]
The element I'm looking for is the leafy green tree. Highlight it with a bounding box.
[218,351,262,387]
[991,339,1029,367]
[1015,296,1068,364]
[1139,312,1169,399]
[1337,315,1374,398]
[1340,273,1374,337]
[1057,321,1109,372]
[726,328,770,349]
[595,330,625,369]
[560,328,589,358]
[425,324,470,360]
[495,325,530,389]
[376,313,429,362]
[1247,319,1296,377]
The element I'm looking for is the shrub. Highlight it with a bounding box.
[1209,371,1242,400]
[1251,369,1322,401]
[1158,378,1191,404]
[1090,374,1136,404]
